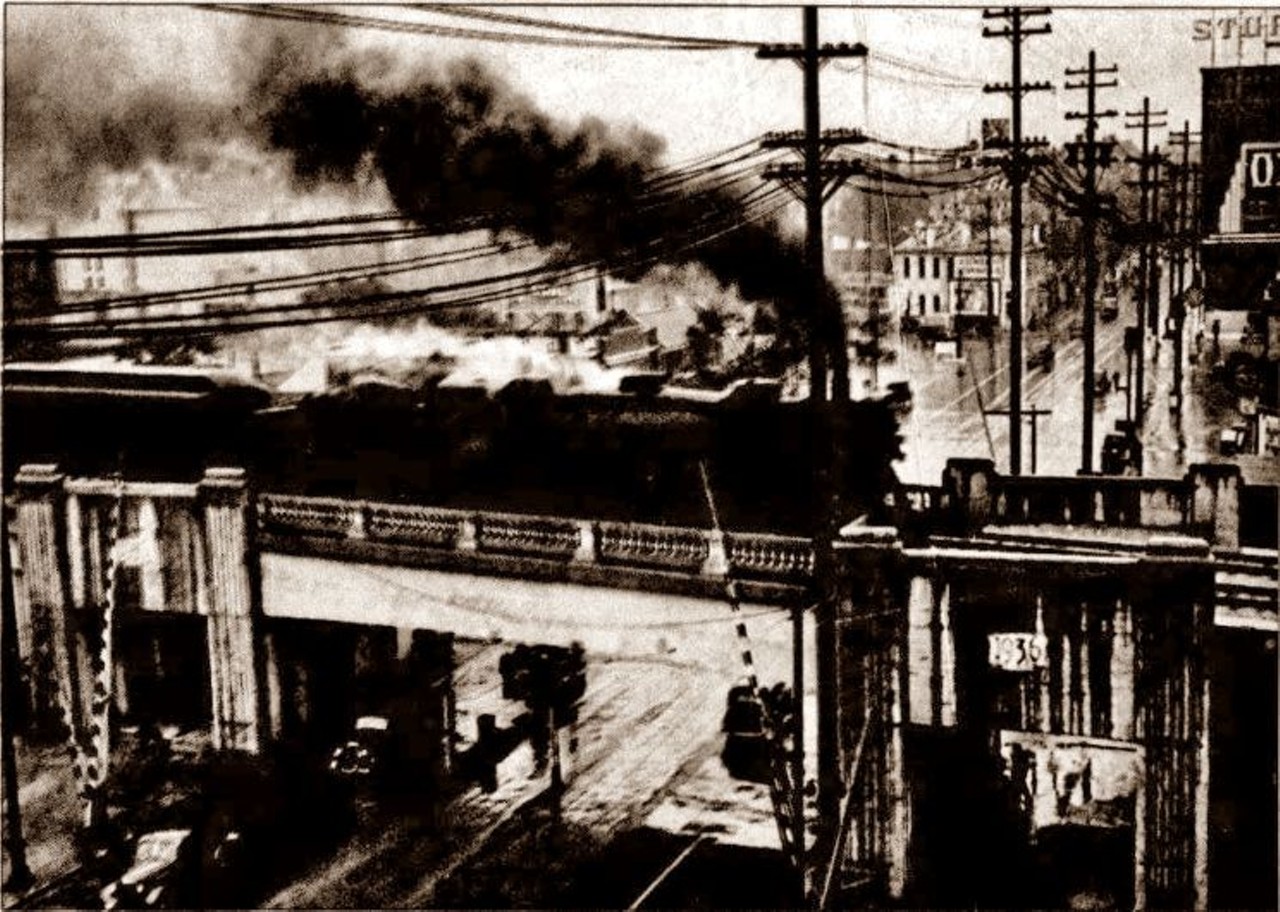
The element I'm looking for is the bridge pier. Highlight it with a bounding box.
[199,468,266,754]
[10,465,80,741]
[830,525,1220,909]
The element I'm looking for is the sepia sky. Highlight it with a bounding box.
[4,4,1273,213]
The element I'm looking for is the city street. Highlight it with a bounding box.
[866,309,1131,485]
[263,613,804,908]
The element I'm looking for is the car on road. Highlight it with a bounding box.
[1218,425,1248,456]
[98,753,350,910]
[1099,297,1120,322]
[329,715,393,783]
[1028,343,1055,371]
[721,685,771,783]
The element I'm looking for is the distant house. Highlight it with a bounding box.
[892,219,1048,332]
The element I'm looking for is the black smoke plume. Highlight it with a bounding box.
[253,42,834,359]
[6,12,848,362]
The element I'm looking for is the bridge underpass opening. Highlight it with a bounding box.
[257,551,819,849]
[903,572,1140,910]
[112,608,210,733]
[1208,625,1278,910]
[264,619,455,787]
[258,553,801,679]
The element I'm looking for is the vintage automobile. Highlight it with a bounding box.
[329,715,392,782]
[721,684,771,783]
[1028,343,1055,371]
[98,753,348,909]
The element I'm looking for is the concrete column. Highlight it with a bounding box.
[11,465,81,737]
[1187,463,1240,549]
[1036,595,1052,734]
[572,520,597,564]
[199,468,263,754]
[1079,604,1091,737]
[885,634,909,900]
[702,529,729,577]
[1134,751,1148,911]
[907,575,934,726]
[1110,599,1135,741]
[1061,629,1074,735]
[1192,603,1212,910]
[938,583,956,728]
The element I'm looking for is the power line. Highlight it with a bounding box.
[411,4,756,49]
[196,4,744,51]
[19,239,535,318]
[4,211,409,254]
[44,191,793,339]
[16,184,793,337]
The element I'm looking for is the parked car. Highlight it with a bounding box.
[1101,432,1141,475]
[329,715,392,782]
[721,684,771,783]
[1099,296,1120,322]
[99,753,349,910]
[1028,343,1055,371]
[1218,425,1248,457]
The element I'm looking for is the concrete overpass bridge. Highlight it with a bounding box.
[7,458,1275,909]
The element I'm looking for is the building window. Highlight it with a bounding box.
[903,257,911,279]
[83,257,105,291]
[933,257,941,279]
[933,294,942,313]
[918,294,926,315]
[947,258,955,279]
[918,256,925,277]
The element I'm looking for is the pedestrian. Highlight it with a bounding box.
[1112,371,1120,391]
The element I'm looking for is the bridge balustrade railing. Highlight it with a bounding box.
[596,520,710,572]
[991,475,1192,528]
[726,531,814,579]
[258,493,816,582]
[474,511,584,561]
[258,493,366,539]
[364,501,465,549]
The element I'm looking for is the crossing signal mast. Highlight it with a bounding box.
[983,6,1052,476]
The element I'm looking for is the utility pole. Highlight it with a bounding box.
[1167,122,1201,417]
[984,6,1053,476]
[1148,150,1165,339]
[984,194,996,318]
[1124,97,1168,428]
[758,12,866,894]
[1065,51,1118,474]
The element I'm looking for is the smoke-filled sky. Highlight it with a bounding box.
[4,3,1239,221]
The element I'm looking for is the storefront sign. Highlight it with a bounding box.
[954,255,1002,279]
[1220,143,1280,234]
[1192,11,1280,44]
[999,731,1143,832]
